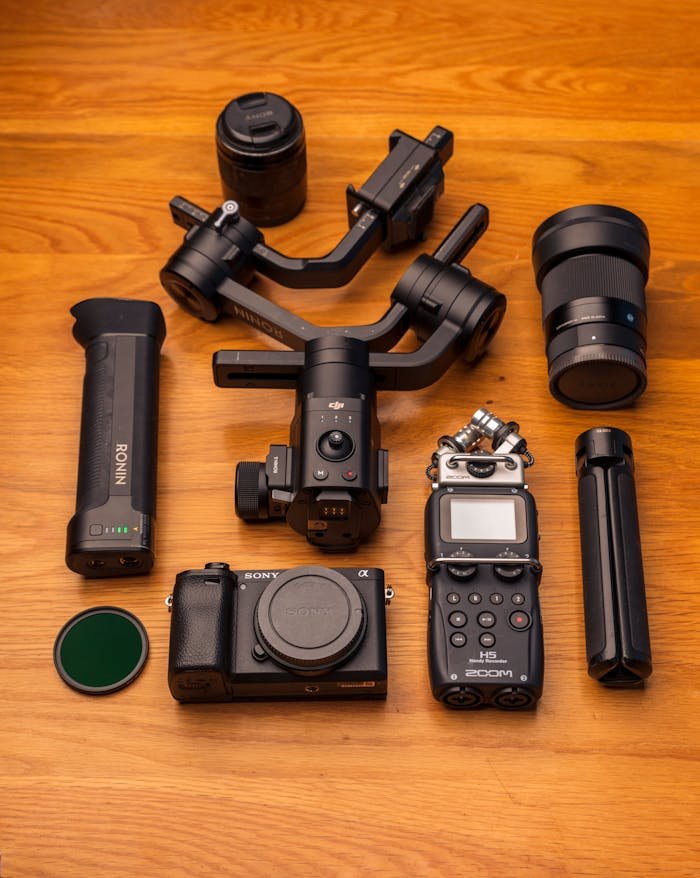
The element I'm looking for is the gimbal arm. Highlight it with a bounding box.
[251,209,384,288]
[213,275,411,352]
[213,205,506,392]
[164,125,454,296]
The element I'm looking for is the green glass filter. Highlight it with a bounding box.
[54,607,148,695]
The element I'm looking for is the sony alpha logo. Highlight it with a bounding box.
[284,607,333,616]
[115,443,128,485]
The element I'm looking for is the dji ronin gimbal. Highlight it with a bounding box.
[161,196,506,551]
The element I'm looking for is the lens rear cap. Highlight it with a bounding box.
[54,607,149,695]
[255,567,366,674]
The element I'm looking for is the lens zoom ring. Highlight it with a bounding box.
[541,254,646,318]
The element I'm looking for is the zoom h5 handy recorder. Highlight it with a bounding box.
[425,408,544,709]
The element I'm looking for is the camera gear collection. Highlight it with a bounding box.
[56,91,652,706]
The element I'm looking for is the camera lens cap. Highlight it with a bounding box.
[255,567,366,674]
[219,92,302,153]
[54,607,149,695]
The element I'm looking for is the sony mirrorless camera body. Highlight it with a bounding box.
[425,409,544,709]
[168,562,392,702]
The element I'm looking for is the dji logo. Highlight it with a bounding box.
[328,401,345,410]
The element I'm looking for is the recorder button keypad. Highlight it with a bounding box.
[446,592,461,604]
[479,633,496,648]
[511,593,525,606]
[489,593,503,604]
[448,611,467,628]
[477,611,496,628]
[468,592,482,604]
[450,632,467,648]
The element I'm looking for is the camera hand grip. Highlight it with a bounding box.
[576,428,652,685]
[66,298,165,577]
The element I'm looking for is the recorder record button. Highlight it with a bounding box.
[509,610,531,630]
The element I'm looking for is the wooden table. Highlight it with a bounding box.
[2,2,698,875]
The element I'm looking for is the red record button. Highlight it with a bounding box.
[509,610,531,630]
[341,469,357,481]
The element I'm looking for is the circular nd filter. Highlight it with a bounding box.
[54,607,148,695]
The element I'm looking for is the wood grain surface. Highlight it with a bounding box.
[1,2,699,876]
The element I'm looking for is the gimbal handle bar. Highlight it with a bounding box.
[214,205,506,392]
[166,125,453,290]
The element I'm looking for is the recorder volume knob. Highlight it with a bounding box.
[234,462,269,520]
[494,550,524,582]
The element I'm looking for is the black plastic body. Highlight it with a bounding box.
[168,564,388,702]
[234,337,387,552]
[532,204,649,409]
[66,299,165,577]
[575,427,652,685]
[425,487,544,709]
[216,92,307,226]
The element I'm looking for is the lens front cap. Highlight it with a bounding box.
[219,92,302,155]
[255,567,366,675]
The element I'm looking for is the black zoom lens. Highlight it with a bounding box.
[532,205,649,409]
[216,92,307,227]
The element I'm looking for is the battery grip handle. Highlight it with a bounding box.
[575,427,652,685]
[66,298,166,577]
